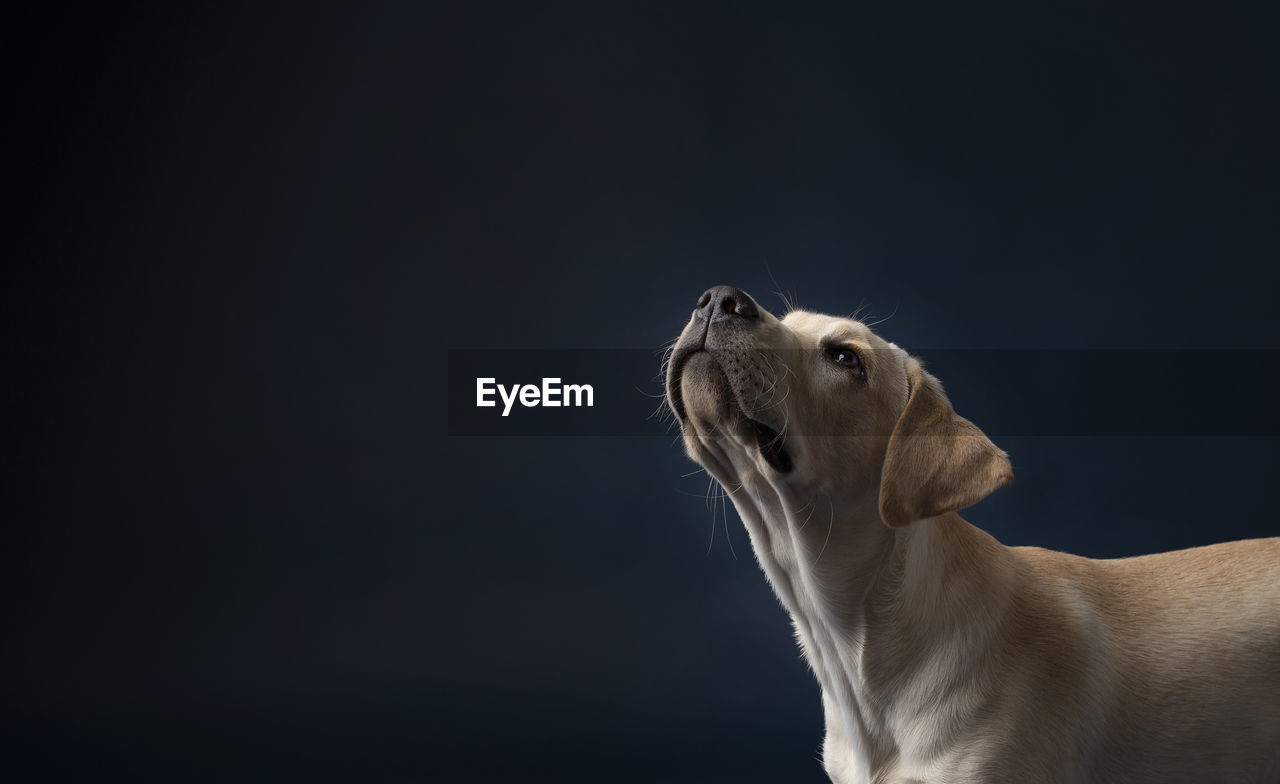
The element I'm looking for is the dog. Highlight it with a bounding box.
[663,285,1280,784]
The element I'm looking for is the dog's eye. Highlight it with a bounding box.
[827,346,864,373]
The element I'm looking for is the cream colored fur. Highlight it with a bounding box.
[665,297,1280,784]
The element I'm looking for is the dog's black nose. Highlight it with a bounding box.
[695,285,759,322]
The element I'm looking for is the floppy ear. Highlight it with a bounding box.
[879,362,1013,528]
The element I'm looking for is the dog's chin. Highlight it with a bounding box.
[678,352,793,474]
[678,352,733,427]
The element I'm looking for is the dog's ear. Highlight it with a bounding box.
[878,361,1013,528]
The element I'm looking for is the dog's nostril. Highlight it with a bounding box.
[695,285,760,322]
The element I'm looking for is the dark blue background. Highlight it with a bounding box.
[7,2,1280,782]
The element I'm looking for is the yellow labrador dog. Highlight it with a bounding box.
[664,285,1280,784]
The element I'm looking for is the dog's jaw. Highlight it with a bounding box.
[669,345,794,475]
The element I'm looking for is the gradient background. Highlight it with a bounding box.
[8,3,1280,782]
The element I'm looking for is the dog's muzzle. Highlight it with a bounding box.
[664,285,793,473]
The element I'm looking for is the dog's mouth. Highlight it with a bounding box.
[743,415,793,473]
[666,346,793,474]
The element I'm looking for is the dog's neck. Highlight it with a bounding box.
[703,443,1016,780]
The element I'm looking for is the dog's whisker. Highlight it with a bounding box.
[862,302,899,329]
[650,397,676,423]
[765,263,797,315]
[813,497,835,564]
[706,486,719,556]
[720,487,738,560]
[796,501,818,532]
[672,487,723,500]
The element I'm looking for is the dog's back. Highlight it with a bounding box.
[1011,539,1280,783]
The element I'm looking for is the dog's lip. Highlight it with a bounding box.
[665,343,700,422]
[667,345,793,474]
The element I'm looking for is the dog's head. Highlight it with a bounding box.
[664,285,1012,527]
